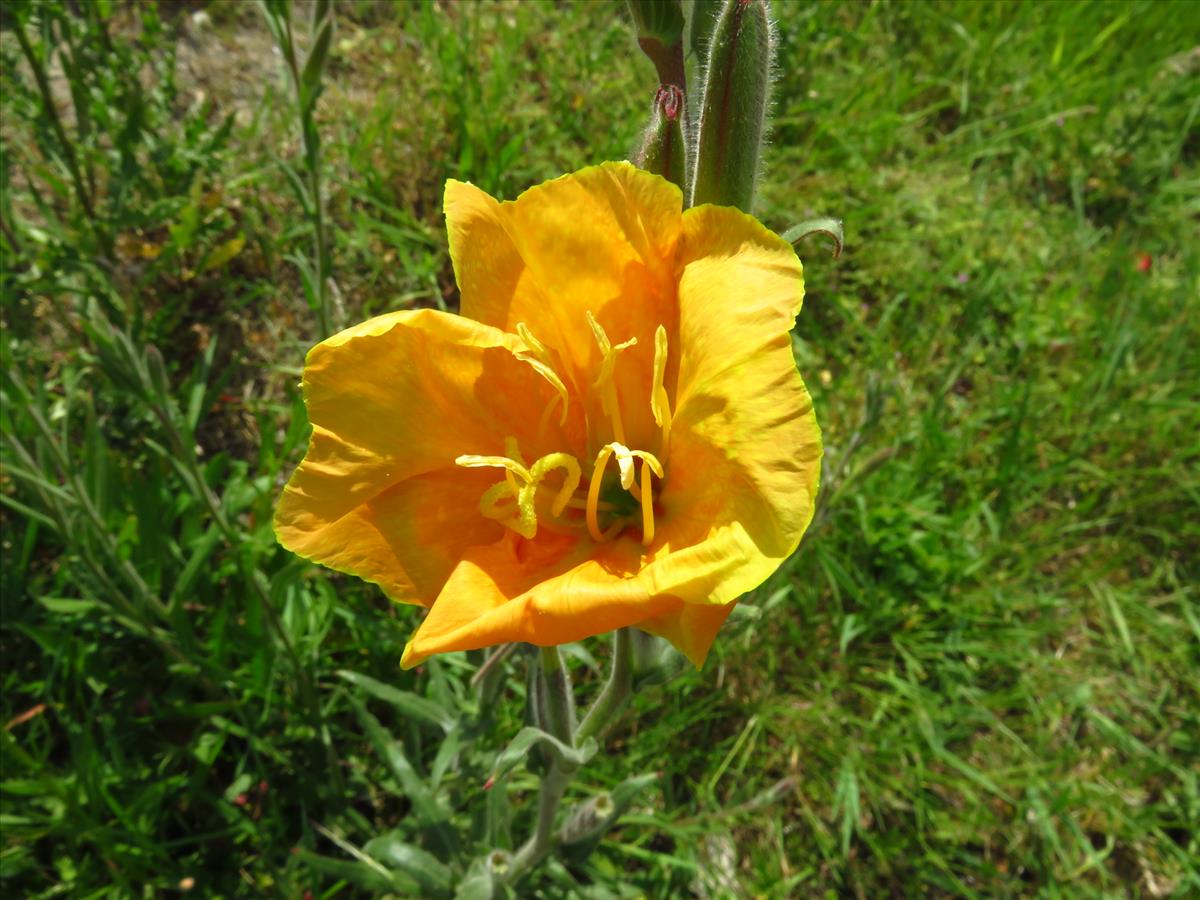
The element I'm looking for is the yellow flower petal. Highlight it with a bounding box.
[275,309,567,605]
[444,163,685,450]
[281,166,824,670]
[401,535,677,669]
[638,599,739,669]
[639,204,822,607]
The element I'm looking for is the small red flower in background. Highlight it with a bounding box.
[1136,252,1152,273]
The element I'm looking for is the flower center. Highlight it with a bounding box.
[455,317,674,547]
[584,441,663,544]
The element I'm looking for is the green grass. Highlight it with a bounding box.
[2,0,1198,896]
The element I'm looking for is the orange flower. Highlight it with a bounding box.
[274,163,821,669]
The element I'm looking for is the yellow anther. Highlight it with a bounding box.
[515,480,540,537]
[610,443,637,490]
[530,452,582,517]
[640,458,656,546]
[651,324,672,455]
[586,310,611,354]
[605,442,664,491]
[519,356,569,427]
[587,312,638,383]
[586,311,637,445]
[515,323,569,427]
[503,437,527,493]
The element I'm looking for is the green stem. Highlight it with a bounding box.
[282,9,332,339]
[539,646,575,744]
[577,628,634,744]
[473,643,515,714]
[508,764,569,879]
[498,633,643,884]
[505,646,575,884]
[13,15,104,246]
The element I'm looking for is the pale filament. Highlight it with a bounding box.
[640,458,656,546]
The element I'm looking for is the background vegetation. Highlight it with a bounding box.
[2,0,1197,895]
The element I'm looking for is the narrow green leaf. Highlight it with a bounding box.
[782,217,845,258]
[610,771,660,810]
[37,597,100,615]
[362,832,453,894]
[491,726,597,781]
[337,669,456,732]
[300,19,333,100]
[167,524,222,610]
[199,233,246,273]
[454,857,496,900]
[293,849,409,893]
[350,700,458,855]
[430,724,461,789]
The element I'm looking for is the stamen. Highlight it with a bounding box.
[586,443,615,542]
[601,520,624,541]
[514,480,539,538]
[504,436,526,465]
[610,443,638,490]
[585,442,665,543]
[651,324,672,456]
[520,356,569,427]
[515,322,569,427]
[586,311,637,445]
[640,458,656,546]
[504,437,526,493]
[456,454,531,481]
[605,443,664,490]
[516,322,550,358]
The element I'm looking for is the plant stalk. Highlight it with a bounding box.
[577,627,634,743]
[506,646,576,883]
[12,15,102,242]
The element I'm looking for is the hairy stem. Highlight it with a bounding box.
[506,646,576,883]
[577,627,634,743]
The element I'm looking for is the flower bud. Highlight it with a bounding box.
[690,0,724,58]
[559,793,613,846]
[626,0,686,87]
[634,84,688,191]
[692,0,774,212]
[487,850,511,876]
